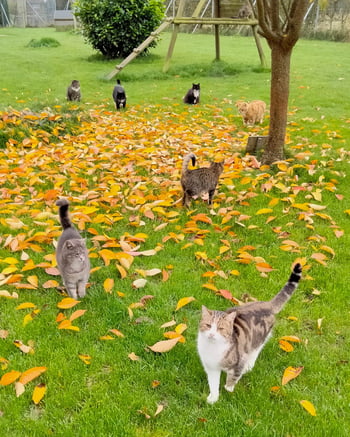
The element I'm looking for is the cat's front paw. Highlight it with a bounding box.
[206,393,219,404]
[224,384,235,393]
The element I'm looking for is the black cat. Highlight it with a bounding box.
[112,79,127,109]
[183,83,200,105]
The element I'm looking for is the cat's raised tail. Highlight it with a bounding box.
[56,198,72,230]
[182,153,196,174]
[270,263,302,314]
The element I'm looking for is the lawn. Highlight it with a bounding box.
[0,27,349,437]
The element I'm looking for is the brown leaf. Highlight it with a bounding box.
[148,337,180,353]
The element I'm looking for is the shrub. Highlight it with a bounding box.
[74,0,165,59]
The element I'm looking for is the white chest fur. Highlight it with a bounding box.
[197,330,229,370]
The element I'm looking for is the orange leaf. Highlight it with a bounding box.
[278,339,294,352]
[109,329,125,338]
[255,262,274,273]
[0,370,21,386]
[57,298,80,309]
[69,309,87,322]
[32,383,47,405]
[202,283,218,292]
[42,280,59,289]
[300,400,317,416]
[175,296,196,311]
[148,337,180,353]
[19,366,47,385]
[282,366,304,385]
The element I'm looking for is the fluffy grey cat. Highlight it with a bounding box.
[67,80,81,102]
[197,263,302,404]
[56,199,90,299]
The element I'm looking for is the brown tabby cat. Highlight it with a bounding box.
[56,199,90,299]
[197,263,302,404]
[181,153,224,207]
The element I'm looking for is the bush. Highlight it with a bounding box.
[74,0,165,59]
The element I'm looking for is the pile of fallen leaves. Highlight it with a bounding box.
[0,105,347,415]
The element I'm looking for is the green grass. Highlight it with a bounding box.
[0,28,350,437]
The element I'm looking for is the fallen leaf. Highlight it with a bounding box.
[132,278,147,289]
[299,399,317,416]
[0,370,21,386]
[128,352,140,361]
[19,366,47,385]
[148,337,180,353]
[57,298,80,309]
[32,383,47,404]
[175,296,196,311]
[281,366,304,385]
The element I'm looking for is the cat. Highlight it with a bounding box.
[181,152,224,207]
[67,80,81,102]
[112,79,127,109]
[237,2,253,19]
[183,83,200,105]
[56,198,90,299]
[197,263,302,404]
[236,100,266,125]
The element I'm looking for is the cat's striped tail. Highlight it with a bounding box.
[56,198,72,230]
[182,153,196,174]
[270,263,302,314]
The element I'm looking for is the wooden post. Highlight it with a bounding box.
[213,0,220,60]
[163,0,186,72]
[252,25,267,68]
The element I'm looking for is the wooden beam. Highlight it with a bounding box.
[173,18,258,25]
[252,24,267,68]
[192,0,208,18]
[213,0,220,60]
[163,0,186,73]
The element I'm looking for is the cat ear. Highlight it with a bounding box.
[65,241,74,249]
[201,305,212,317]
[225,311,236,323]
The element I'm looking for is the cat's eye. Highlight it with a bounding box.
[205,323,211,328]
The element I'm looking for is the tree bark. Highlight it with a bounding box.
[262,42,292,164]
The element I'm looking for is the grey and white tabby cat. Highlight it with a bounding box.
[183,83,200,105]
[67,80,81,102]
[56,199,90,299]
[181,152,224,207]
[197,263,302,404]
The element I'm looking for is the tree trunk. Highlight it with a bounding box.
[261,43,292,165]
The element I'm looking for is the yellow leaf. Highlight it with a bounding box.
[103,278,114,293]
[281,366,304,385]
[32,383,47,405]
[299,400,317,416]
[27,275,38,288]
[116,264,127,279]
[175,296,196,311]
[148,337,180,353]
[280,335,301,343]
[78,354,91,365]
[202,283,218,291]
[175,323,187,334]
[99,335,114,340]
[58,320,80,331]
[19,366,47,385]
[16,302,36,310]
[0,370,21,386]
[256,208,273,215]
[219,246,230,254]
[57,298,80,309]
